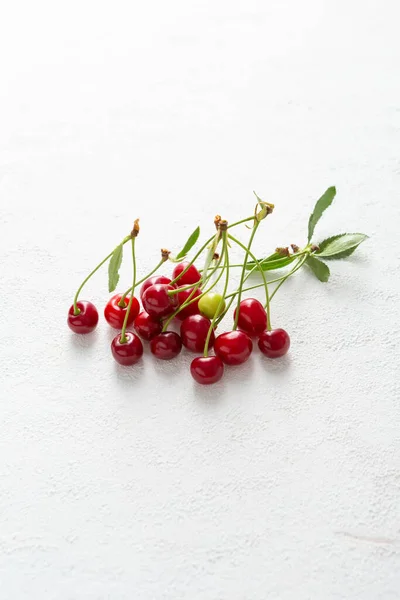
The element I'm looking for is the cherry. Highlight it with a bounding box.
[133,311,162,341]
[214,330,253,365]
[104,293,139,329]
[111,331,143,365]
[67,301,99,334]
[234,298,267,337]
[140,275,173,300]
[150,331,182,360]
[142,284,178,318]
[198,292,226,319]
[190,356,224,384]
[180,314,215,353]
[175,288,202,320]
[172,262,201,286]
[258,328,290,358]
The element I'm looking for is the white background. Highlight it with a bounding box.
[1,1,400,598]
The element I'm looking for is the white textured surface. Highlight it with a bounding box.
[1,1,400,598]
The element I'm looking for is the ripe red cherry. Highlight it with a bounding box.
[111,331,143,365]
[234,298,267,336]
[142,284,178,318]
[140,275,173,300]
[150,331,182,360]
[180,314,215,353]
[67,301,99,334]
[172,262,201,286]
[175,288,202,320]
[258,328,290,358]
[133,311,162,341]
[104,293,139,329]
[214,330,253,365]
[190,356,224,384]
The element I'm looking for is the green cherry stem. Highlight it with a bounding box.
[162,239,226,331]
[214,254,309,326]
[120,236,137,344]
[204,233,229,357]
[268,254,308,302]
[73,235,131,315]
[120,258,164,305]
[169,216,255,287]
[229,225,272,330]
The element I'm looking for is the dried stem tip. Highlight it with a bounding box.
[213,252,220,261]
[131,218,140,237]
[218,219,228,232]
[276,247,290,257]
[161,248,171,262]
[310,244,320,253]
[214,215,222,229]
[291,244,300,253]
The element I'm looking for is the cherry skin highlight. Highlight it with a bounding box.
[175,288,202,320]
[142,284,178,318]
[180,314,215,353]
[133,311,162,341]
[111,332,143,366]
[214,330,253,365]
[172,262,201,286]
[190,356,224,384]
[104,293,139,329]
[234,298,267,337]
[258,328,290,358]
[68,301,99,334]
[150,331,182,360]
[140,275,173,300]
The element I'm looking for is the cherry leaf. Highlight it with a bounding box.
[108,244,124,293]
[317,233,368,259]
[306,255,330,282]
[245,255,295,271]
[175,226,200,260]
[308,186,336,242]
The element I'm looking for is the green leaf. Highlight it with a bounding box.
[245,255,295,271]
[175,226,200,260]
[308,186,336,242]
[306,255,330,282]
[317,233,368,259]
[108,244,124,293]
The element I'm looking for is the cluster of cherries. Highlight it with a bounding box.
[67,259,290,385]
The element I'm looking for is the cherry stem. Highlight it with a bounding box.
[120,237,137,344]
[162,241,226,331]
[119,258,164,305]
[268,255,308,302]
[214,254,309,326]
[73,235,131,315]
[169,216,255,287]
[229,224,271,330]
[169,249,225,296]
[204,233,229,357]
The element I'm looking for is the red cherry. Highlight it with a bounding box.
[140,275,173,300]
[175,288,202,320]
[190,356,224,384]
[172,262,201,286]
[214,330,253,365]
[142,284,178,318]
[180,314,215,353]
[234,298,267,337]
[133,311,162,341]
[104,293,139,329]
[111,331,143,365]
[258,328,290,358]
[150,331,182,360]
[67,301,99,334]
